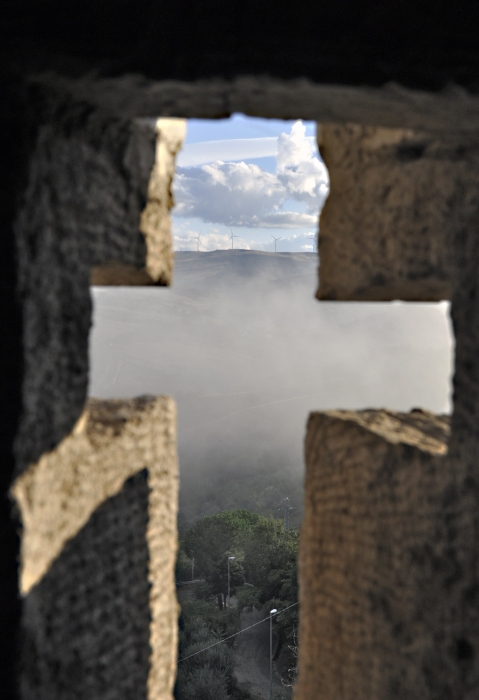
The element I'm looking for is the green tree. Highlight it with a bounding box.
[182,510,260,606]
[178,511,299,694]
[176,549,193,582]
[176,598,252,700]
[242,518,298,605]
[240,518,299,656]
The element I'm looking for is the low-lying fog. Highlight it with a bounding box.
[89,250,453,527]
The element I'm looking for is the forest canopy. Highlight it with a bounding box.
[177,509,299,698]
[179,509,298,644]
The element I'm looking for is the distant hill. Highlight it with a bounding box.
[172,250,317,294]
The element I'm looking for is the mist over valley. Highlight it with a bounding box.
[89,250,453,528]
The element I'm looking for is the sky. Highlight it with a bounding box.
[172,115,329,252]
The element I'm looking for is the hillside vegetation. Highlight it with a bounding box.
[176,510,298,699]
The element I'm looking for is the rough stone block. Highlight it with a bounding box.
[12,396,179,700]
[31,72,479,133]
[14,100,185,475]
[317,124,479,301]
[295,409,479,699]
[91,118,186,286]
[20,471,151,700]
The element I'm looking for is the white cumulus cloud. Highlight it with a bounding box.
[276,121,329,213]
[173,121,328,229]
[174,161,285,227]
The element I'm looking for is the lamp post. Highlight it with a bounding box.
[270,608,277,699]
[227,556,235,608]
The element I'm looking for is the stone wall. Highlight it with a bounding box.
[14,106,185,477]
[25,71,479,131]
[317,123,479,301]
[20,472,151,700]
[296,409,479,700]
[297,121,479,700]
[12,397,179,700]
[5,9,479,696]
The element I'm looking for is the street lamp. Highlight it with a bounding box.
[270,608,277,699]
[227,556,235,608]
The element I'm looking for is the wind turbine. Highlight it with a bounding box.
[308,235,317,253]
[196,235,201,252]
[271,235,283,253]
[229,229,238,250]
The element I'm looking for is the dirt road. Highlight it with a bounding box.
[234,608,283,699]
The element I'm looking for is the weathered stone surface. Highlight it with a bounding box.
[14,103,185,476]
[12,396,179,700]
[297,409,479,700]
[3,4,479,698]
[29,72,479,132]
[139,118,186,284]
[20,472,151,700]
[317,124,479,301]
[90,118,186,286]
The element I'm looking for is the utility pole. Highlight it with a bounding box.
[229,229,238,249]
[191,557,194,581]
[308,235,317,253]
[227,556,235,608]
[270,608,277,699]
[271,235,283,253]
[278,497,294,531]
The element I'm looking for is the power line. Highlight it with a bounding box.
[178,601,299,663]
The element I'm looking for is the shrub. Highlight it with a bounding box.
[181,639,235,679]
[178,666,228,700]
[193,581,215,602]
[235,585,261,612]
[181,598,241,644]
[177,598,242,700]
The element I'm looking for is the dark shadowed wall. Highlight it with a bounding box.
[2,1,479,697]
[5,0,479,90]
